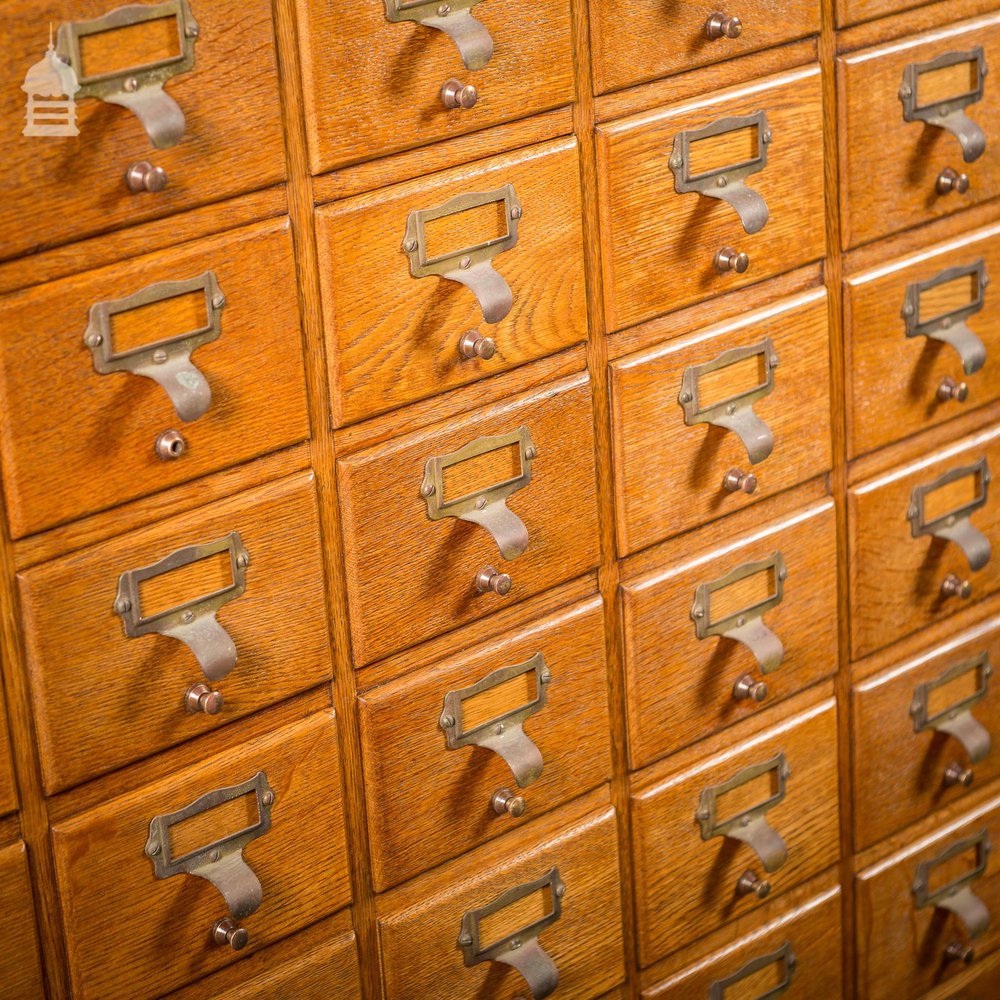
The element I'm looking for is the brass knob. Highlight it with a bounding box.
[125,160,168,193]
[705,12,743,38]
[944,762,974,788]
[715,247,750,273]
[937,376,969,402]
[155,429,186,460]
[441,78,478,110]
[458,330,497,360]
[937,167,970,195]
[476,566,512,596]
[945,941,975,965]
[185,683,223,716]
[212,916,249,951]
[736,870,771,899]
[941,574,972,600]
[723,468,758,494]
[733,674,768,702]
[492,788,526,817]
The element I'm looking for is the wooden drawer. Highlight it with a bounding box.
[838,14,1000,250]
[590,0,819,95]
[377,787,625,999]
[846,221,1000,460]
[51,711,351,1000]
[854,612,1000,852]
[317,138,587,427]
[849,424,1000,659]
[925,948,1000,998]
[19,472,331,794]
[294,0,574,175]
[837,0,925,28]
[0,217,309,539]
[610,288,832,554]
[0,677,15,817]
[641,871,842,998]
[0,841,45,1000]
[622,499,838,770]
[359,595,611,891]
[0,0,285,261]
[856,792,1000,1000]
[338,372,600,666]
[631,688,840,968]
[596,66,825,334]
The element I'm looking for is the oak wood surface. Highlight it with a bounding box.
[0,841,45,1000]
[0,670,16,817]
[838,0,935,28]
[836,0,1000,51]
[922,945,1000,998]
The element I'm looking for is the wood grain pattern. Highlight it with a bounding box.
[0,841,45,999]
[50,711,351,1000]
[596,66,826,333]
[0,670,16,817]
[838,0,929,28]
[317,138,588,426]
[610,288,831,553]
[0,217,309,539]
[837,0,1000,51]
[17,471,331,793]
[922,945,1000,998]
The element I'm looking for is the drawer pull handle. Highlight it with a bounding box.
[385,0,494,71]
[458,867,563,999]
[944,763,975,788]
[709,941,796,1000]
[691,551,786,673]
[85,271,227,423]
[679,338,778,465]
[938,167,971,195]
[903,260,988,376]
[441,78,478,110]
[669,110,771,235]
[457,329,497,360]
[155,428,187,460]
[941,573,973,600]
[403,185,521,325]
[114,531,250,683]
[421,426,535,560]
[476,565,512,595]
[723,468,758,495]
[697,752,790,872]
[55,0,199,149]
[144,771,275,937]
[946,941,976,964]
[185,682,223,715]
[912,828,991,939]
[735,870,771,899]
[910,651,992,764]
[733,674,768,702]
[704,12,743,40]
[714,247,750,274]
[440,653,549,788]
[124,160,168,194]
[908,458,992,570]
[938,376,969,403]
[212,916,249,951]
[491,787,526,817]
[900,48,987,164]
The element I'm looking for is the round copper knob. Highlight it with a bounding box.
[941,574,972,600]
[125,160,168,193]
[736,870,771,899]
[937,167,970,195]
[705,12,743,38]
[185,682,223,716]
[155,429,186,461]
[212,917,249,951]
[945,941,975,965]
[492,787,526,817]
[715,247,750,273]
[943,762,974,788]
[723,468,758,494]
[937,376,969,402]
[733,674,768,702]
[458,330,497,360]
[441,78,479,110]
[476,566,512,596]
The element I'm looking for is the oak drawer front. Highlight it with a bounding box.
[837,0,926,28]
[0,217,309,539]
[52,712,351,1000]
[849,426,1000,660]
[0,1,285,261]
[0,681,15,816]
[338,372,600,666]
[623,500,838,770]
[610,289,832,554]
[378,789,624,999]
[294,0,574,175]
[838,15,1000,250]
[631,695,840,968]
[360,595,612,891]
[853,614,1000,852]
[927,950,1000,999]
[590,0,819,95]
[318,139,588,427]
[596,66,825,334]
[856,794,1000,1000]
[845,222,1000,459]
[0,842,45,1000]
[19,472,331,794]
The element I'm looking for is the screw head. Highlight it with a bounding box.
[236,551,250,569]
[210,849,221,862]
[475,497,487,510]
[495,723,505,735]
[186,23,199,37]
[458,932,472,946]
[524,446,537,460]
[717,176,728,188]
[460,256,472,269]
[438,2,450,12]
[679,390,692,403]
[899,84,912,99]
[403,238,417,253]
[86,332,103,348]
[669,155,682,168]
[262,790,275,806]
[439,714,455,729]
[421,482,435,497]
[182,610,194,624]
[115,597,132,615]
[152,349,168,364]
[511,206,522,220]
[554,883,565,898]
[124,77,139,92]
[146,840,161,857]
[212,293,226,309]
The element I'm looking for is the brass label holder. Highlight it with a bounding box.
[709,941,797,1000]
[384,0,494,70]
[85,271,226,422]
[57,0,199,149]
[458,867,563,999]
[911,652,993,762]
[912,829,991,938]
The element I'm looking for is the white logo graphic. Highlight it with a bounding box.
[22,26,80,138]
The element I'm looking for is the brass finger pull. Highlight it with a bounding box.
[458,867,563,999]
[911,651,992,764]
[709,940,797,999]
[384,0,494,71]
[912,829,991,939]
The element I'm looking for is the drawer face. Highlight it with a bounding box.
[610,289,831,553]
[849,426,1000,659]
[360,596,612,891]
[19,473,331,794]
[853,615,1000,851]
[590,0,819,95]
[294,0,574,175]
[0,681,15,816]
[631,696,840,968]
[0,1,285,261]
[338,373,600,666]
[856,795,1000,1000]
[318,139,588,427]
[597,66,825,334]
[0,218,309,539]
[838,15,1000,249]
[0,842,45,1000]
[378,793,624,999]
[845,223,1000,459]
[623,500,838,769]
[52,712,351,1000]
